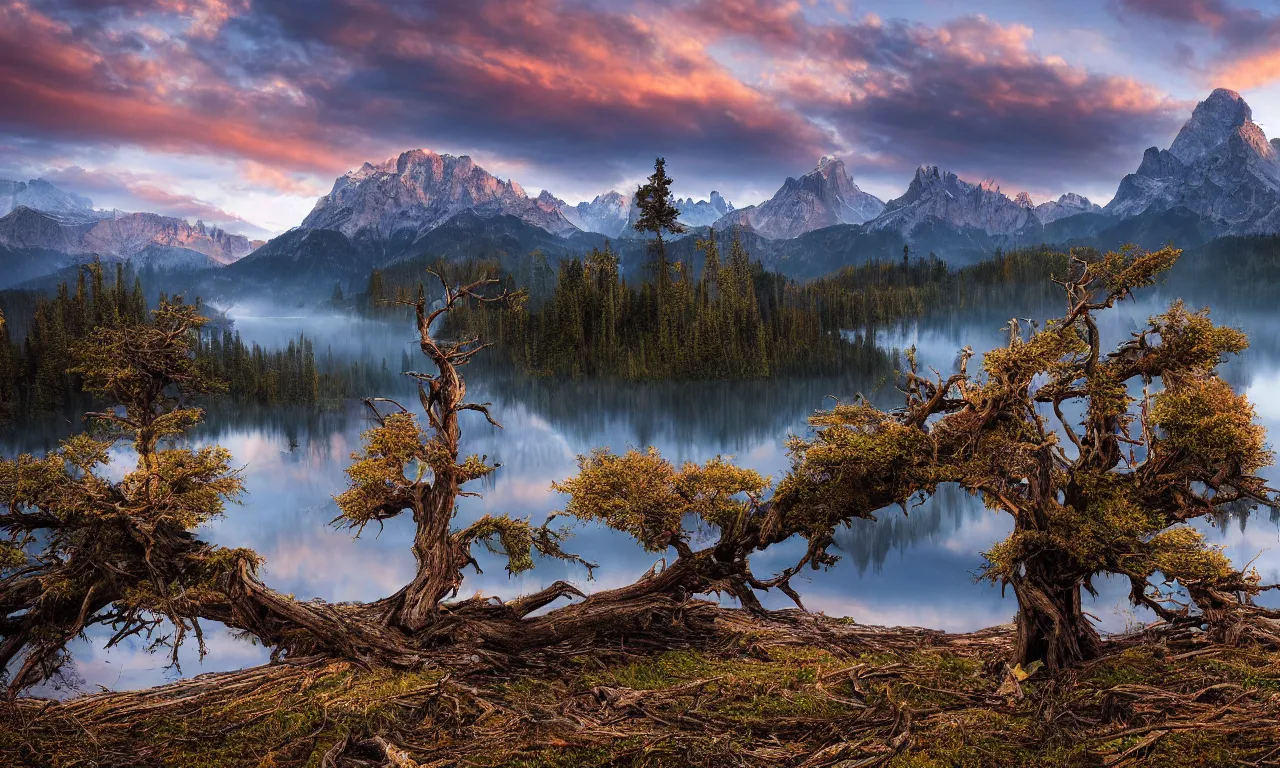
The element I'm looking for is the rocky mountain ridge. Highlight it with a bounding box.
[0,204,261,270]
[303,149,580,243]
[1035,193,1103,224]
[10,88,1280,296]
[560,191,632,238]
[1105,88,1280,233]
[716,157,886,239]
[869,167,1040,238]
[0,178,97,222]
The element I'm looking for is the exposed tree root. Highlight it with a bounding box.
[6,609,1280,768]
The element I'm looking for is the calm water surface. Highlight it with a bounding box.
[8,278,1280,695]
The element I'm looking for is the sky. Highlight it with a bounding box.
[4,0,1280,238]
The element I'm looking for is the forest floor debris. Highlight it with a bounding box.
[4,607,1280,767]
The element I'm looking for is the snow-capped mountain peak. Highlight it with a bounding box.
[715,156,885,239]
[675,191,735,227]
[1105,88,1280,231]
[1034,193,1103,224]
[559,190,633,238]
[304,149,579,239]
[0,178,97,222]
[870,166,1038,236]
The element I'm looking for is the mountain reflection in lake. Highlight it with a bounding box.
[9,255,1280,695]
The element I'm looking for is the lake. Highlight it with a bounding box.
[8,269,1280,695]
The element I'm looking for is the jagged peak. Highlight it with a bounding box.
[1169,88,1261,164]
[1013,191,1034,208]
[914,164,947,182]
[812,155,851,182]
[590,190,629,204]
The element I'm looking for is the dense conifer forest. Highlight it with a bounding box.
[0,263,395,418]
[445,236,886,379]
[433,241,1080,381]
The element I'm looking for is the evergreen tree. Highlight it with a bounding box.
[633,157,685,299]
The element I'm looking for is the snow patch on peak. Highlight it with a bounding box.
[872,166,1038,236]
[1106,88,1280,230]
[1169,88,1254,164]
[1035,192,1103,224]
[304,149,579,237]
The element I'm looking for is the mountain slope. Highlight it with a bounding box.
[0,178,97,221]
[303,150,579,247]
[0,206,259,265]
[1105,88,1280,232]
[870,166,1040,238]
[718,157,884,239]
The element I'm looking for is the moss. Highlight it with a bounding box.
[1086,646,1167,687]
[1193,654,1280,691]
[8,626,1280,768]
[1142,731,1245,768]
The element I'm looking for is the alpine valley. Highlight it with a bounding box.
[3,88,1277,297]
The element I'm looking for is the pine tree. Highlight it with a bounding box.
[634,157,685,301]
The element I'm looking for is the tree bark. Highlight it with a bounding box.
[1011,560,1101,671]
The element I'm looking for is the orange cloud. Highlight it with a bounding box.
[1214,50,1280,90]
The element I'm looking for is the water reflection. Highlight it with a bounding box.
[11,250,1280,694]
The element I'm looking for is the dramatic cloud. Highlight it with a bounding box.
[0,0,1207,230]
[1114,0,1280,89]
[684,6,1184,192]
[30,165,273,236]
[235,0,830,188]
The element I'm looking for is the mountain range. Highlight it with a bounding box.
[0,185,264,289]
[2,88,1277,298]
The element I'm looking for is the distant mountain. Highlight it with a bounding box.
[205,227,367,301]
[561,191,631,238]
[1105,88,1280,233]
[32,86,1280,304]
[303,149,580,246]
[675,191,734,227]
[561,189,733,237]
[718,157,884,239]
[128,244,223,273]
[0,178,97,222]
[1034,193,1103,224]
[870,166,1041,238]
[0,206,259,266]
